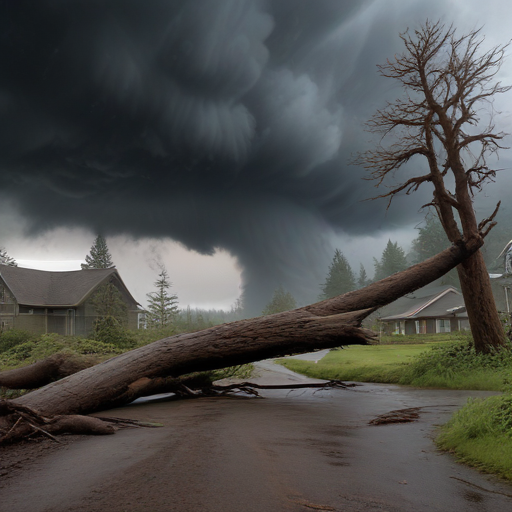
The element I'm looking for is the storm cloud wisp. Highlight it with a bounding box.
[1,0,511,312]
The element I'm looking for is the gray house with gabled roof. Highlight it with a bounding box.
[379,285,469,335]
[0,264,142,336]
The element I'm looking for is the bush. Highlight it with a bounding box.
[398,337,512,389]
[92,316,137,349]
[0,333,124,369]
[0,329,37,353]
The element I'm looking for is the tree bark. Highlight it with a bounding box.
[0,353,97,390]
[456,251,507,353]
[0,236,482,441]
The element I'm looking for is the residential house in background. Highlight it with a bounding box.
[379,285,469,335]
[0,264,143,336]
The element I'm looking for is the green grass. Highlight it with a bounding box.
[436,394,512,480]
[280,343,434,384]
[278,335,512,391]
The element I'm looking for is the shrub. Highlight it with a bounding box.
[0,329,37,353]
[399,337,512,389]
[92,316,136,349]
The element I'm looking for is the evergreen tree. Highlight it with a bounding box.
[262,286,297,315]
[357,263,369,289]
[146,267,179,328]
[411,215,459,286]
[373,240,408,281]
[0,248,17,266]
[90,281,134,348]
[320,249,356,299]
[81,235,114,269]
[411,215,450,263]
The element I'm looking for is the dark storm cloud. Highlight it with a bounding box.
[1,0,510,312]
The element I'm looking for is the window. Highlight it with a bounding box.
[436,319,451,333]
[138,312,147,329]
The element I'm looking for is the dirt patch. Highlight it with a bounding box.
[0,435,82,485]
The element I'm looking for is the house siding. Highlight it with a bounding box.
[405,320,416,335]
[0,268,142,337]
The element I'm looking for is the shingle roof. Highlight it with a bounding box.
[0,265,126,307]
[380,285,467,320]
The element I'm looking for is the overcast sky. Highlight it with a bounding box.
[1,0,512,314]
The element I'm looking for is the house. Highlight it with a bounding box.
[0,264,143,336]
[378,285,469,335]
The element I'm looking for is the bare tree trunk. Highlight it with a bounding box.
[456,251,507,353]
[0,237,482,441]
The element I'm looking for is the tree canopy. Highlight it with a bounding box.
[411,215,459,286]
[320,249,356,299]
[262,286,297,315]
[373,240,408,281]
[0,248,17,267]
[81,235,115,269]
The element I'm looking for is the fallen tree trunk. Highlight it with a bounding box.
[0,353,97,389]
[1,236,483,441]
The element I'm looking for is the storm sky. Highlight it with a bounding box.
[1,0,512,313]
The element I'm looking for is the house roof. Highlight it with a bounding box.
[0,265,138,307]
[379,285,467,321]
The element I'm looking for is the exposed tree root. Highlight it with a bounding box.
[1,380,354,443]
[0,400,115,444]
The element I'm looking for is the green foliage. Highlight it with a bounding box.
[400,337,512,388]
[133,325,177,346]
[146,267,179,328]
[262,286,297,315]
[357,263,369,289]
[208,364,254,381]
[81,235,114,269]
[92,316,136,349]
[0,329,37,353]
[373,240,408,281]
[0,333,123,369]
[0,247,17,266]
[411,214,459,286]
[279,343,432,384]
[278,335,512,391]
[91,282,128,324]
[436,393,512,480]
[320,249,356,299]
[411,215,450,261]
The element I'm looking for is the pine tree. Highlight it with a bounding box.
[357,263,369,289]
[373,240,408,281]
[0,248,17,267]
[90,281,134,348]
[262,286,297,315]
[411,215,458,286]
[320,249,356,299]
[411,215,450,264]
[81,235,114,269]
[146,267,179,328]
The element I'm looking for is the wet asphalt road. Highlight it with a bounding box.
[2,362,512,512]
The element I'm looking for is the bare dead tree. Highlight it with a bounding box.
[356,20,511,353]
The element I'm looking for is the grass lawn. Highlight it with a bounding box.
[278,334,511,391]
[279,343,436,384]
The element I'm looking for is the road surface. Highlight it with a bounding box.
[1,361,511,512]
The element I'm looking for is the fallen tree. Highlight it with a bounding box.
[0,235,485,443]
